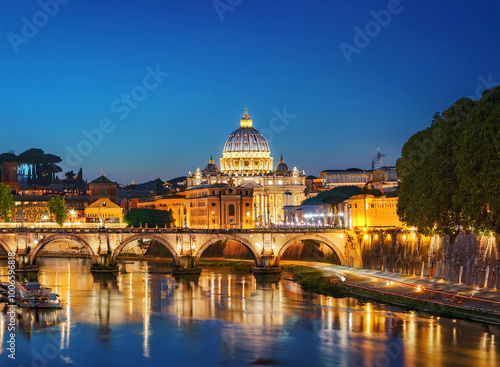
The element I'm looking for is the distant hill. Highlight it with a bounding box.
[123,178,168,196]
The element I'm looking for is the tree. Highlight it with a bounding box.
[397,99,477,235]
[0,152,18,163]
[396,86,499,235]
[455,86,500,233]
[123,209,174,228]
[48,196,69,226]
[17,148,63,184]
[0,184,14,222]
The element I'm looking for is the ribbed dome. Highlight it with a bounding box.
[223,127,270,153]
[203,156,219,175]
[275,155,290,174]
[223,108,270,153]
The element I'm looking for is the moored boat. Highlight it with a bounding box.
[15,282,62,309]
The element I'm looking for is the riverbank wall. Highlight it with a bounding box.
[352,230,499,289]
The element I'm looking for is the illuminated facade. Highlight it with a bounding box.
[187,108,306,225]
[344,194,402,228]
[89,173,118,204]
[84,197,124,223]
[186,179,254,229]
[137,193,189,228]
[320,168,369,189]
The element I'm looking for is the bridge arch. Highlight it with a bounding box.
[30,234,98,265]
[195,234,260,267]
[112,234,180,265]
[278,234,346,265]
[0,238,10,254]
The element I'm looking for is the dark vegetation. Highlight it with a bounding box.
[397,86,500,236]
[123,208,174,228]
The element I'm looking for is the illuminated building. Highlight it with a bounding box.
[320,168,370,189]
[12,195,50,222]
[186,179,254,229]
[137,192,189,228]
[369,166,398,193]
[344,194,402,228]
[89,172,118,204]
[84,198,124,223]
[187,108,306,225]
[0,161,19,192]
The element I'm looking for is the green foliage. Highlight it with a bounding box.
[124,208,174,228]
[0,184,14,221]
[385,189,398,198]
[397,86,499,235]
[48,196,68,226]
[455,87,500,233]
[15,148,62,185]
[198,260,253,271]
[361,187,384,197]
[282,265,348,296]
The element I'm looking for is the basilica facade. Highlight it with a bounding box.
[187,108,306,225]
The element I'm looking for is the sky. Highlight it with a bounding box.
[1,0,499,184]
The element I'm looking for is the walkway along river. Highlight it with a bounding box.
[0,258,499,366]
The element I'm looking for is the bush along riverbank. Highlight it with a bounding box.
[281,265,349,297]
[281,265,500,325]
[198,260,253,272]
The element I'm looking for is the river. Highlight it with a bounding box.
[1,258,499,366]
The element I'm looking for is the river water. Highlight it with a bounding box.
[0,258,499,367]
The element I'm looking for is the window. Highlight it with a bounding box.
[228,204,235,216]
[212,203,216,207]
[245,203,249,206]
[102,188,107,195]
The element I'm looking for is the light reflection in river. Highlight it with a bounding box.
[0,257,499,367]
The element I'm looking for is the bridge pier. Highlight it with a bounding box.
[16,249,40,273]
[252,255,282,275]
[172,255,202,275]
[90,253,119,274]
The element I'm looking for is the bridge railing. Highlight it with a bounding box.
[0,225,344,234]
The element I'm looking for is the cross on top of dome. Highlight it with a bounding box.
[240,107,253,128]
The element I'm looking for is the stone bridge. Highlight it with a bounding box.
[0,227,362,272]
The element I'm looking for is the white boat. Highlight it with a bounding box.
[15,282,62,309]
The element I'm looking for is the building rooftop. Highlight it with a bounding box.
[90,175,115,184]
[87,197,121,208]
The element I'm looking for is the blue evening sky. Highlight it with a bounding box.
[1,0,499,184]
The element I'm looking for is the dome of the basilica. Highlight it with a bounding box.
[223,108,270,153]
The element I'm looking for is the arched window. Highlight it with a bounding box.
[228,204,235,216]
[102,188,107,195]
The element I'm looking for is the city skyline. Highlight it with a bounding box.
[1,0,499,184]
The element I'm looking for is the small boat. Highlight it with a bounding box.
[15,282,62,309]
[0,283,8,296]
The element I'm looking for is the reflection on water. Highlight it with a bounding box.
[0,258,499,366]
